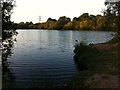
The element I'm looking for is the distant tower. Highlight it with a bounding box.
[39,16,41,23]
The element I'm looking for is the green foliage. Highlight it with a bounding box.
[63,21,73,30]
[1,0,16,30]
[104,1,120,31]
[74,42,99,62]
[70,41,118,87]
[44,18,57,29]
[14,1,120,31]
[95,15,106,30]
[78,13,89,21]
[1,0,17,40]
[56,16,71,30]
[16,21,35,29]
[1,1,18,88]
[68,2,120,88]
[79,20,90,30]
[72,17,79,30]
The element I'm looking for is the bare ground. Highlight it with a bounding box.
[83,43,119,88]
[84,74,119,88]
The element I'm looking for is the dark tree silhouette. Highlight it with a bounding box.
[1,0,17,40]
[1,0,17,88]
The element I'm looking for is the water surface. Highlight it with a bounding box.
[6,30,114,88]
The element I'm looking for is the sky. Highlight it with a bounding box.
[106,0,120,2]
[11,0,106,23]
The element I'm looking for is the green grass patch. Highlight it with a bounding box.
[67,42,118,88]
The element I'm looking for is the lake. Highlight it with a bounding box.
[4,30,115,88]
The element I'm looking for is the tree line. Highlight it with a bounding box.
[13,12,119,31]
[2,0,120,31]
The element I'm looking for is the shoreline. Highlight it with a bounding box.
[14,29,118,32]
[68,35,119,88]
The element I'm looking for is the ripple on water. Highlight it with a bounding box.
[6,30,114,87]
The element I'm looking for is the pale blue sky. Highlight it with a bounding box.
[11,0,106,23]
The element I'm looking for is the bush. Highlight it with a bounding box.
[74,42,99,71]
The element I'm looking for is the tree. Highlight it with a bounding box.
[105,1,120,31]
[45,18,57,29]
[79,20,90,30]
[78,13,89,21]
[64,21,73,30]
[1,1,17,85]
[72,17,79,30]
[95,15,106,30]
[1,0,16,40]
[105,0,120,44]
[56,16,71,29]
[105,1,120,16]
[1,0,16,30]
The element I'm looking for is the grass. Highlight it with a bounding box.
[67,34,119,88]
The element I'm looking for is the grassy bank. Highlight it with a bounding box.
[67,34,119,88]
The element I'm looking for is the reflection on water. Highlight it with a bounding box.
[3,30,114,88]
